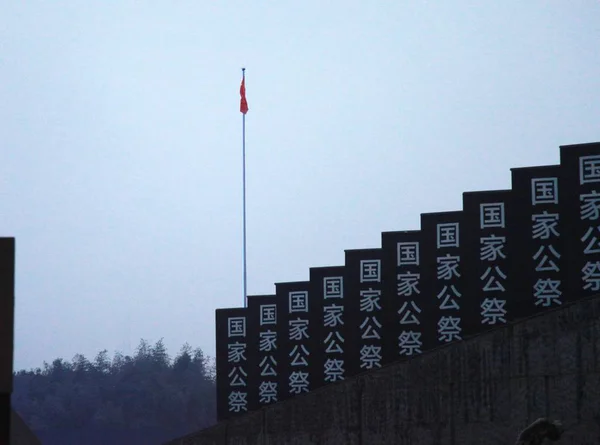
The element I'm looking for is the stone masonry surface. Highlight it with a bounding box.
[166,295,600,445]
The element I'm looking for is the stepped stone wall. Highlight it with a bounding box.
[166,294,600,445]
[216,142,600,421]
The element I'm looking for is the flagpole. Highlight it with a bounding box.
[241,67,248,308]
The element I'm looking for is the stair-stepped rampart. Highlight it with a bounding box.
[186,141,600,444]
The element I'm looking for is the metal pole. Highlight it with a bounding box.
[242,68,247,308]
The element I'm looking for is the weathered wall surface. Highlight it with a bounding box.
[167,296,600,445]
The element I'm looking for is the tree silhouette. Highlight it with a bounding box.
[12,339,216,445]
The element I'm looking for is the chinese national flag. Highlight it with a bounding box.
[240,77,249,114]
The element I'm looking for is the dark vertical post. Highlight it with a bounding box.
[0,238,15,444]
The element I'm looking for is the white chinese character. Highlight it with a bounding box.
[259,355,278,376]
[228,391,248,412]
[359,289,382,312]
[359,316,382,340]
[581,191,600,221]
[437,285,461,310]
[324,304,344,327]
[437,316,462,342]
[480,203,505,229]
[360,260,381,283]
[227,342,247,364]
[531,178,558,206]
[533,278,562,307]
[579,155,600,185]
[227,317,246,338]
[582,226,600,254]
[397,242,420,266]
[437,222,459,248]
[289,318,309,341]
[479,235,507,262]
[290,344,310,366]
[480,298,507,324]
[289,291,309,313]
[259,381,278,404]
[533,245,560,272]
[324,331,344,353]
[360,345,382,369]
[228,366,248,387]
[397,272,421,296]
[398,301,422,325]
[480,266,507,292]
[289,371,309,394]
[260,304,277,325]
[437,254,461,280]
[582,261,600,291]
[532,212,560,239]
[398,331,422,356]
[259,330,277,352]
[324,277,343,299]
[324,358,345,382]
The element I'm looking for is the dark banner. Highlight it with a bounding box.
[274,280,313,401]
[462,190,513,336]
[344,248,383,376]
[0,238,14,394]
[420,212,464,351]
[309,266,346,387]
[381,230,424,361]
[246,294,279,412]
[510,165,565,318]
[560,142,600,300]
[215,307,249,421]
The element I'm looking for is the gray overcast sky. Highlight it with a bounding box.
[1,1,599,370]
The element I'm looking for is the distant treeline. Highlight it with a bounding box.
[12,339,217,445]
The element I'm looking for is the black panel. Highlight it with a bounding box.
[274,281,313,401]
[510,165,565,317]
[215,308,249,421]
[344,249,383,376]
[309,266,346,387]
[381,230,424,360]
[420,212,465,351]
[462,190,513,336]
[560,142,600,300]
[246,294,279,411]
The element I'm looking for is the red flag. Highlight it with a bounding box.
[240,76,249,114]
